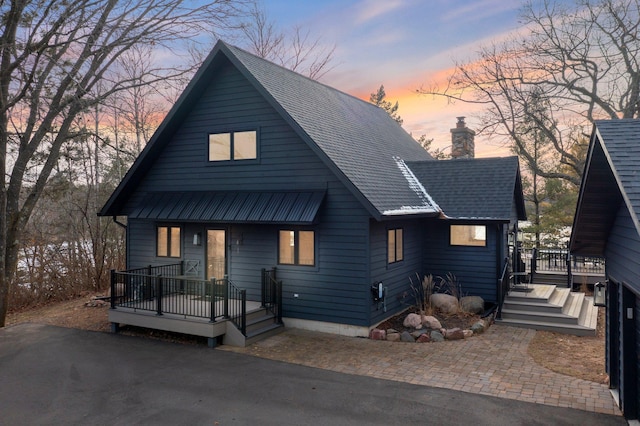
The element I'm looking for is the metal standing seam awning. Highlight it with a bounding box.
[128,191,326,225]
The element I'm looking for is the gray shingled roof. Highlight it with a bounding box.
[571,119,640,256]
[101,41,524,221]
[407,157,526,221]
[222,43,437,218]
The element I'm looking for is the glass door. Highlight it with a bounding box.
[207,229,226,280]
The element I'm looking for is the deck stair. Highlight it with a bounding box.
[223,307,284,347]
[497,284,597,336]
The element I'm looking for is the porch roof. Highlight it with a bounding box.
[129,191,325,224]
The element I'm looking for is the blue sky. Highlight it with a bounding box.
[258,0,527,156]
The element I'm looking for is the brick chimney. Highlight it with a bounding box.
[450,117,475,159]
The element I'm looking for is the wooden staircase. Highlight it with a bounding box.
[497,284,598,336]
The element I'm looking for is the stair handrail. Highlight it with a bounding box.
[496,257,510,320]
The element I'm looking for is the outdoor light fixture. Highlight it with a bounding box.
[193,232,202,246]
[593,281,607,307]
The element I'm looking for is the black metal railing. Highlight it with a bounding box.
[261,267,283,324]
[110,264,284,337]
[496,257,510,320]
[110,270,225,320]
[523,248,605,275]
[224,278,246,335]
[125,262,183,277]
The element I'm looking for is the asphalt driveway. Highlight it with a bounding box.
[0,323,625,425]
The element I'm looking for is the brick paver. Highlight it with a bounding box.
[220,324,621,416]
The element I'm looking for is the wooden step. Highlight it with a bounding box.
[496,317,596,336]
[498,288,597,336]
[507,284,556,303]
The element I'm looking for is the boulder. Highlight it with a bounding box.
[430,293,459,314]
[369,328,386,340]
[430,330,445,342]
[386,332,401,342]
[463,329,474,338]
[471,321,486,334]
[421,315,442,330]
[403,313,423,329]
[444,328,464,340]
[400,331,415,342]
[411,330,428,339]
[416,334,431,343]
[460,296,485,314]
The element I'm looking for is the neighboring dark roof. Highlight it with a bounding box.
[129,191,325,224]
[407,156,526,221]
[99,40,437,220]
[570,119,640,256]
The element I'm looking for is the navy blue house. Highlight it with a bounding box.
[100,41,525,342]
[570,120,640,420]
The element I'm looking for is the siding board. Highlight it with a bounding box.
[124,59,373,326]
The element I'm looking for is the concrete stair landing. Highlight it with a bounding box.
[497,284,598,336]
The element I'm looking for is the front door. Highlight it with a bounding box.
[207,229,226,280]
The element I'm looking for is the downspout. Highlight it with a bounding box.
[112,216,128,269]
[495,223,502,304]
[112,216,127,229]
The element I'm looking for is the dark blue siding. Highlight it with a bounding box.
[605,204,640,419]
[422,221,500,303]
[123,59,372,327]
[369,219,423,325]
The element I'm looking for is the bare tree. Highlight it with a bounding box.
[0,0,250,327]
[418,0,640,186]
[241,4,336,80]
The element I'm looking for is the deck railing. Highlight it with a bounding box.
[522,248,605,275]
[109,270,226,321]
[109,262,281,337]
[496,257,510,320]
[261,267,283,324]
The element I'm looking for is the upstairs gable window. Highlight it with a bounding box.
[209,130,257,161]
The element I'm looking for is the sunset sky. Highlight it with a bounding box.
[258,0,530,157]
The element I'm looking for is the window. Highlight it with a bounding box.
[157,226,181,257]
[388,228,403,264]
[279,230,315,266]
[450,225,486,247]
[208,130,257,161]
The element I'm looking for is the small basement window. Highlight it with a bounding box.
[450,225,486,247]
[208,130,257,161]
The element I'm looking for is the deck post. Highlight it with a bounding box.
[277,280,283,324]
[223,276,229,318]
[110,269,116,309]
[209,278,216,322]
[240,289,247,335]
[261,268,266,307]
[156,275,163,316]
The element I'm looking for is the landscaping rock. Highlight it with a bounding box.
[460,296,485,314]
[471,321,486,334]
[430,330,445,342]
[386,328,399,334]
[444,328,464,340]
[400,331,415,342]
[416,334,431,343]
[386,332,401,342]
[369,328,386,340]
[411,330,429,339]
[463,329,474,338]
[421,315,442,329]
[430,293,459,314]
[403,313,423,329]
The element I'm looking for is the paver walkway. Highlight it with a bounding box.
[220,324,621,416]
